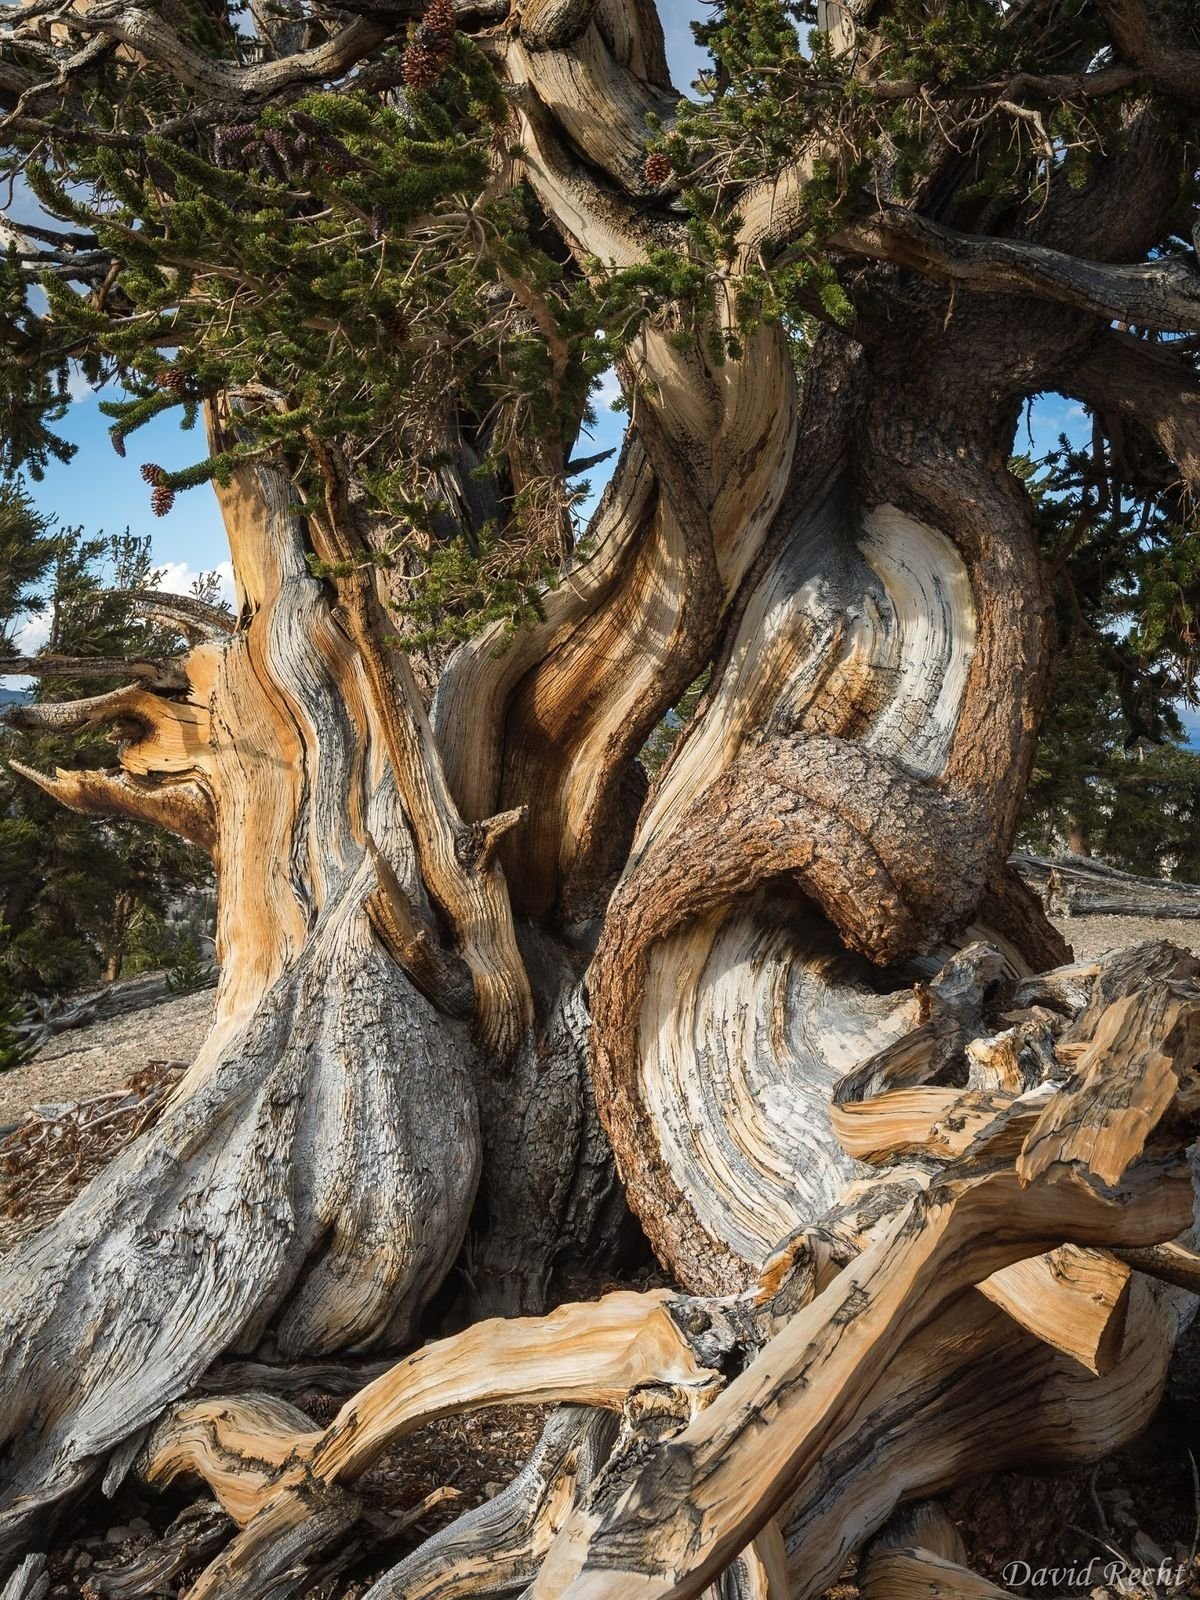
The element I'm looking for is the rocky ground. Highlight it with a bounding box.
[0,987,215,1129]
[1059,914,1200,960]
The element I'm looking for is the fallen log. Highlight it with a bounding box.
[1012,852,1200,920]
[13,967,216,1058]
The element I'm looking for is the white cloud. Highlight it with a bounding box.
[153,559,236,608]
[12,609,51,655]
[65,362,118,405]
[2,610,50,690]
[593,366,624,409]
[67,364,95,404]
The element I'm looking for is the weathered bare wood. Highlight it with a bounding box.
[978,1245,1131,1376]
[113,972,1200,1595]
[834,211,1200,335]
[1013,852,1200,919]
[3,0,1200,1585]
[362,1408,620,1600]
[97,1501,232,1597]
[517,1172,1191,1599]
[116,587,235,642]
[0,1555,48,1600]
[1114,1239,1200,1294]
[1018,980,1200,1187]
[200,1357,393,1398]
[0,653,188,690]
[7,760,217,852]
[858,1501,1020,1598]
[143,1289,731,1531]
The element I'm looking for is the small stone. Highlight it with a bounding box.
[74,1552,93,1571]
[128,1517,152,1533]
[483,1481,503,1497]
[104,1524,135,1543]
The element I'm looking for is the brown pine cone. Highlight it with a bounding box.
[150,483,176,517]
[643,151,673,186]
[423,0,456,46]
[140,462,166,485]
[404,0,456,89]
[404,41,442,90]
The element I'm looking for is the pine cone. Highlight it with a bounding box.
[403,40,442,90]
[140,461,166,486]
[424,0,456,45]
[215,122,256,167]
[256,140,289,183]
[153,368,188,394]
[151,483,176,517]
[264,127,296,165]
[404,0,456,89]
[110,430,126,458]
[643,151,672,186]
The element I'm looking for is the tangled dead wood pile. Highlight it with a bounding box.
[26,937,1194,1600]
[0,1063,185,1253]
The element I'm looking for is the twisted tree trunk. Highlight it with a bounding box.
[2,0,1200,1590]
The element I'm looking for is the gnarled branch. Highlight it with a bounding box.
[0,653,188,691]
[836,210,1200,334]
[7,760,217,850]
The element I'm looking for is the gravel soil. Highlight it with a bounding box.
[0,987,215,1127]
[1058,913,1200,960]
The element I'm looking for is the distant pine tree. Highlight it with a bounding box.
[0,498,218,1001]
[1017,442,1200,878]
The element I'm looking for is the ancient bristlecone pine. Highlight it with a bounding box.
[1,0,1199,1593]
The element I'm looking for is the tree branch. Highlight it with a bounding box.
[3,682,169,734]
[3,683,210,781]
[1063,329,1200,492]
[7,760,216,850]
[301,432,534,1056]
[24,8,389,104]
[0,654,189,691]
[117,589,236,643]
[518,0,597,50]
[835,209,1200,334]
[365,837,475,1020]
[1095,0,1200,102]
